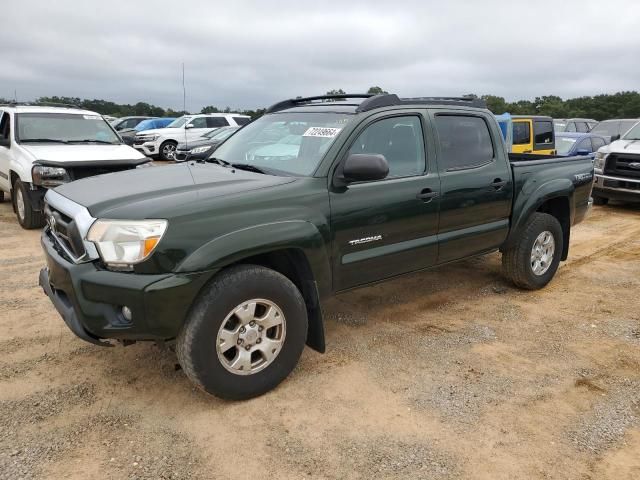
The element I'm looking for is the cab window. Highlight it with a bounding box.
[513,122,530,145]
[0,111,10,144]
[349,116,425,178]
[189,117,209,128]
[534,121,553,147]
[565,122,577,132]
[434,115,494,170]
[206,117,229,128]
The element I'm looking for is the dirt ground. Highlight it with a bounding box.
[1,197,639,480]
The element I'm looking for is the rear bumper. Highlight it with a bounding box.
[593,173,640,203]
[39,230,212,344]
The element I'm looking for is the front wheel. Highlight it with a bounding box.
[159,141,177,161]
[176,265,308,400]
[13,179,45,229]
[502,212,563,290]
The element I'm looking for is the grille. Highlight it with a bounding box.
[44,203,86,261]
[604,153,640,179]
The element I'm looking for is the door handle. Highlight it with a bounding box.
[416,188,439,202]
[490,178,507,190]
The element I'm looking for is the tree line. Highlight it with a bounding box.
[3,89,640,121]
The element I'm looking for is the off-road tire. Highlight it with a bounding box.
[502,212,563,290]
[176,265,308,400]
[13,179,45,229]
[159,140,177,161]
[592,195,609,206]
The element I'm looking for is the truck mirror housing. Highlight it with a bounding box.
[186,124,195,129]
[610,134,620,142]
[576,149,591,156]
[342,154,389,182]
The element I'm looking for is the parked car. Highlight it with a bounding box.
[133,113,251,160]
[553,118,597,133]
[590,119,640,143]
[38,93,594,400]
[119,117,176,146]
[103,115,117,123]
[592,121,640,205]
[0,104,148,228]
[110,116,154,132]
[174,126,240,161]
[554,132,608,157]
[511,115,556,155]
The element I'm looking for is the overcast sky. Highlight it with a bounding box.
[1,0,639,112]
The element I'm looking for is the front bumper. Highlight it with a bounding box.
[593,173,640,203]
[133,141,158,156]
[39,230,212,345]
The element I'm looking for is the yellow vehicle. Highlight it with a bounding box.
[511,115,556,155]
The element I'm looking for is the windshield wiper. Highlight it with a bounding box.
[204,156,233,167]
[67,139,119,144]
[20,138,70,144]
[231,163,268,174]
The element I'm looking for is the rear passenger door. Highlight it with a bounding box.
[329,111,440,290]
[431,111,513,263]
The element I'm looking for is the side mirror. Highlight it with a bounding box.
[342,154,389,183]
[576,149,591,156]
[610,134,620,142]
[185,124,194,129]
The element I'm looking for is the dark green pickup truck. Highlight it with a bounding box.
[39,94,594,399]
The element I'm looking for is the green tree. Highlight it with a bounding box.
[367,86,388,95]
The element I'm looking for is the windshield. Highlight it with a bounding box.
[555,136,577,155]
[167,116,190,128]
[622,122,640,140]
[212,112,352,176]
[591,120,627,137]
[16,113,121,144]
[204,127,238,140]
[134,119,155,131]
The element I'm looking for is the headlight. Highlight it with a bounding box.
[190,146,211,154]
[136,135,158,142]
[87,219,167,269]
[594,151,607,170]
[32,165,70,187]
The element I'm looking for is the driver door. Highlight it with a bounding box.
[0,111,11,192]
[329,112,441,291]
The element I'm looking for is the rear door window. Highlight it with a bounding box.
[591,137,605,151]
[576,122,589,133]
[189,117,209,128]
[434,115,495,170]
[206,117,229,128]
[513,121,531,145]
[534,121,554,147]
[233,116,251,126]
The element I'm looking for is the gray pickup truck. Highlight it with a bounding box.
[39,94,594,399]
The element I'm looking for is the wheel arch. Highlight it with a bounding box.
[176,221,332,353]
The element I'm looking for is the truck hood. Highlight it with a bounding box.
[605,139,640,154]
[53,163,295,218]
[21,144,145,163]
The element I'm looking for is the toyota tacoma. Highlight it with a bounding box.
[39,94,595,399]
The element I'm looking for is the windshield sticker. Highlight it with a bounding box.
[303,127,342,138]
[83,115,102,120]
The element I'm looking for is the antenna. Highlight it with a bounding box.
[182,62,187,152]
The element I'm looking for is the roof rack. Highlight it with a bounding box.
[265,94,374,113]
[265,93,487,114]
[0,101,82,109]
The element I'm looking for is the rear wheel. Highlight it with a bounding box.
[159,141,177,161]
[13,179,45,229]
[176,265,308,400]
[592,195,609,206]
[502,212,563,290]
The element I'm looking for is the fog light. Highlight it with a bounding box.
[121,306,132,321]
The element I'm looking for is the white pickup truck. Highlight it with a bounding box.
[132,113,251,160]
[0,104,148,228]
